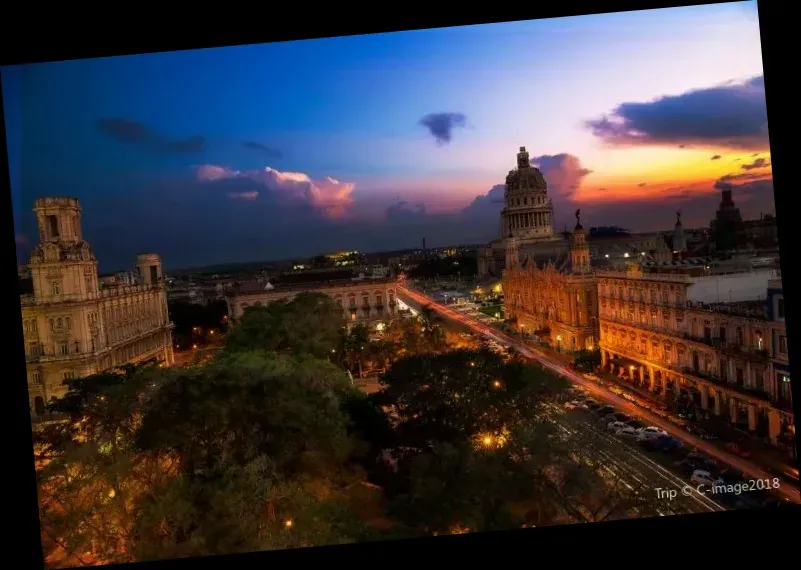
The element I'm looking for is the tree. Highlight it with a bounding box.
[344,324,371,378]
[373,349,569,447]
[136,352,354,479]
[418,305,446,352]
[224,292,345,358]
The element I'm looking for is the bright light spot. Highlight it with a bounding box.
[108,488,116,498]
[605,254,610,258]
[492,380,502,388]
[624,253,630,258]
[284,519,293,528]
[376,322,385,332]
[494,313,500,318]
[192,344,198,350]
[556,335,562,342]
[482,436,494,446]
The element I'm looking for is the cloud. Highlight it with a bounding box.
[196,165,355,217]
[584,76,768,150]
[419,112,467,145]
[711,155,722,161]
[242,141,283,158]
[385,200,427,222]
[462,184,505,219]
[530,154,592,198]
[741,157,771,171]
[228,191,259,200]
[98,118,206,153]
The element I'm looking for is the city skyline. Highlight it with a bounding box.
[4,1,772,270]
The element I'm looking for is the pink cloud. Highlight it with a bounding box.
[228,191,259,200]
[196,165,355,217]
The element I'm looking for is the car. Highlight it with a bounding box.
[626,419,645,430]
[690,470,724,488]
[615,426,640,439]
[586,402,601,410]
[607,421,628,433]
[644,434,684,453]
[638,426,667,436]
[676,455,717,475]
[607,412,631,424]
[718,469,746,485]
[597,406,616,416]
[564,401,578,410]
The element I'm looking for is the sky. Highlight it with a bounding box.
[3,1,773,271]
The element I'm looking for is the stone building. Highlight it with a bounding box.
[20,197,174,417]
[476,147,671,279]
[503,211,598,352]
[225,272,401,331]
[597,267,793,446]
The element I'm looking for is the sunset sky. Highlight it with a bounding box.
[3,1,773,270]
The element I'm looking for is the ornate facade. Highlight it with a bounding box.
[503,212,598,352]
[597,267,793,446]
[501,146,556,240]
[21,197,174,417]
[226,277,401,330]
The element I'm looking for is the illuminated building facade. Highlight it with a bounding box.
[503,212,598,352]
[597,267,793,446]
[226,275,401,331]
[20,197,174,417]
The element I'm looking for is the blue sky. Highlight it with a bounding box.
[3,1,771,270]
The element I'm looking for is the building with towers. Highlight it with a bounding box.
[503,209,598,352]
[711,187,745,252]
[477,147,673,279]
[19,197,174,418]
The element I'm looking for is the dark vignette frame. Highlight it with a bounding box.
[2,1,797,568]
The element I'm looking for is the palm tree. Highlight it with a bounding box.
[419,305,446,352]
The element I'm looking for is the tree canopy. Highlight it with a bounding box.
[224,292,345,358]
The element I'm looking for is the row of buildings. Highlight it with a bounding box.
[19,197,174,417]
[499,147,792,448]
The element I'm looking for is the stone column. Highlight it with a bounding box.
[601,350,608,368]
[619,365,626,377]
[729,397,739,423]
[675,377,682,398]
[745,361,752,388]
[629,366,635,381]
[713,392,721,416]
[700,385,709,410]
[768,409,782,446]
[649,367,656,391]
[639,365,645,384]
[747,405,757,431]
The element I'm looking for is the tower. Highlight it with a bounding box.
[27,197,98,301]
[570,209,591,274]
[500,146,555,241]
[136,253,164,285]
[711,188,744,251]
[673,210,687,256]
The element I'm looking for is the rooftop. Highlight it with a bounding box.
[230,275,400,296]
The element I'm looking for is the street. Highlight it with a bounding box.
[398,285,801,506]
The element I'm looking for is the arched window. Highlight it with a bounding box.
[52,281,61,295]
[65,317,72,329]
[56,318,63,329]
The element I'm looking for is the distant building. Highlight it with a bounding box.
[711,188,745,251]
[20,197,174,418]
[477,147,673,278]
[225,269,402,331]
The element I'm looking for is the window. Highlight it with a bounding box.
[779,335,787,354]
[349,296,356,307]
[61,371,75,381]
[32,319,37,332]
[719,326,727,343]
[755,331,764,350]
[32,371,42,386]
[56,318,63,329]
[47,215,60,238]
[65,317,72,329]
[52,281,61,295]
[777,298,785,319]
[736,327,744,345]
[662,292,669,305]
[650,290,657,303]
[336,299,343,308]
[59,343,69,355]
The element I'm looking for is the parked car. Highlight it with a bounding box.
[676,456,717,475]
[636,427,668,441]
[605,412,631,424]
[597,406,616,416]
[615,426,640,439]
[690,469,724,488]
[607,421,628,433]
[718,469,746,485]
[626,419,645,430]
[642,434,683,453]
[586,402,602,410]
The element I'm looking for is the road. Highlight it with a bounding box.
[398,285,801,506]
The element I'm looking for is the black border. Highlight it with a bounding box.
[3,1,799,568]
